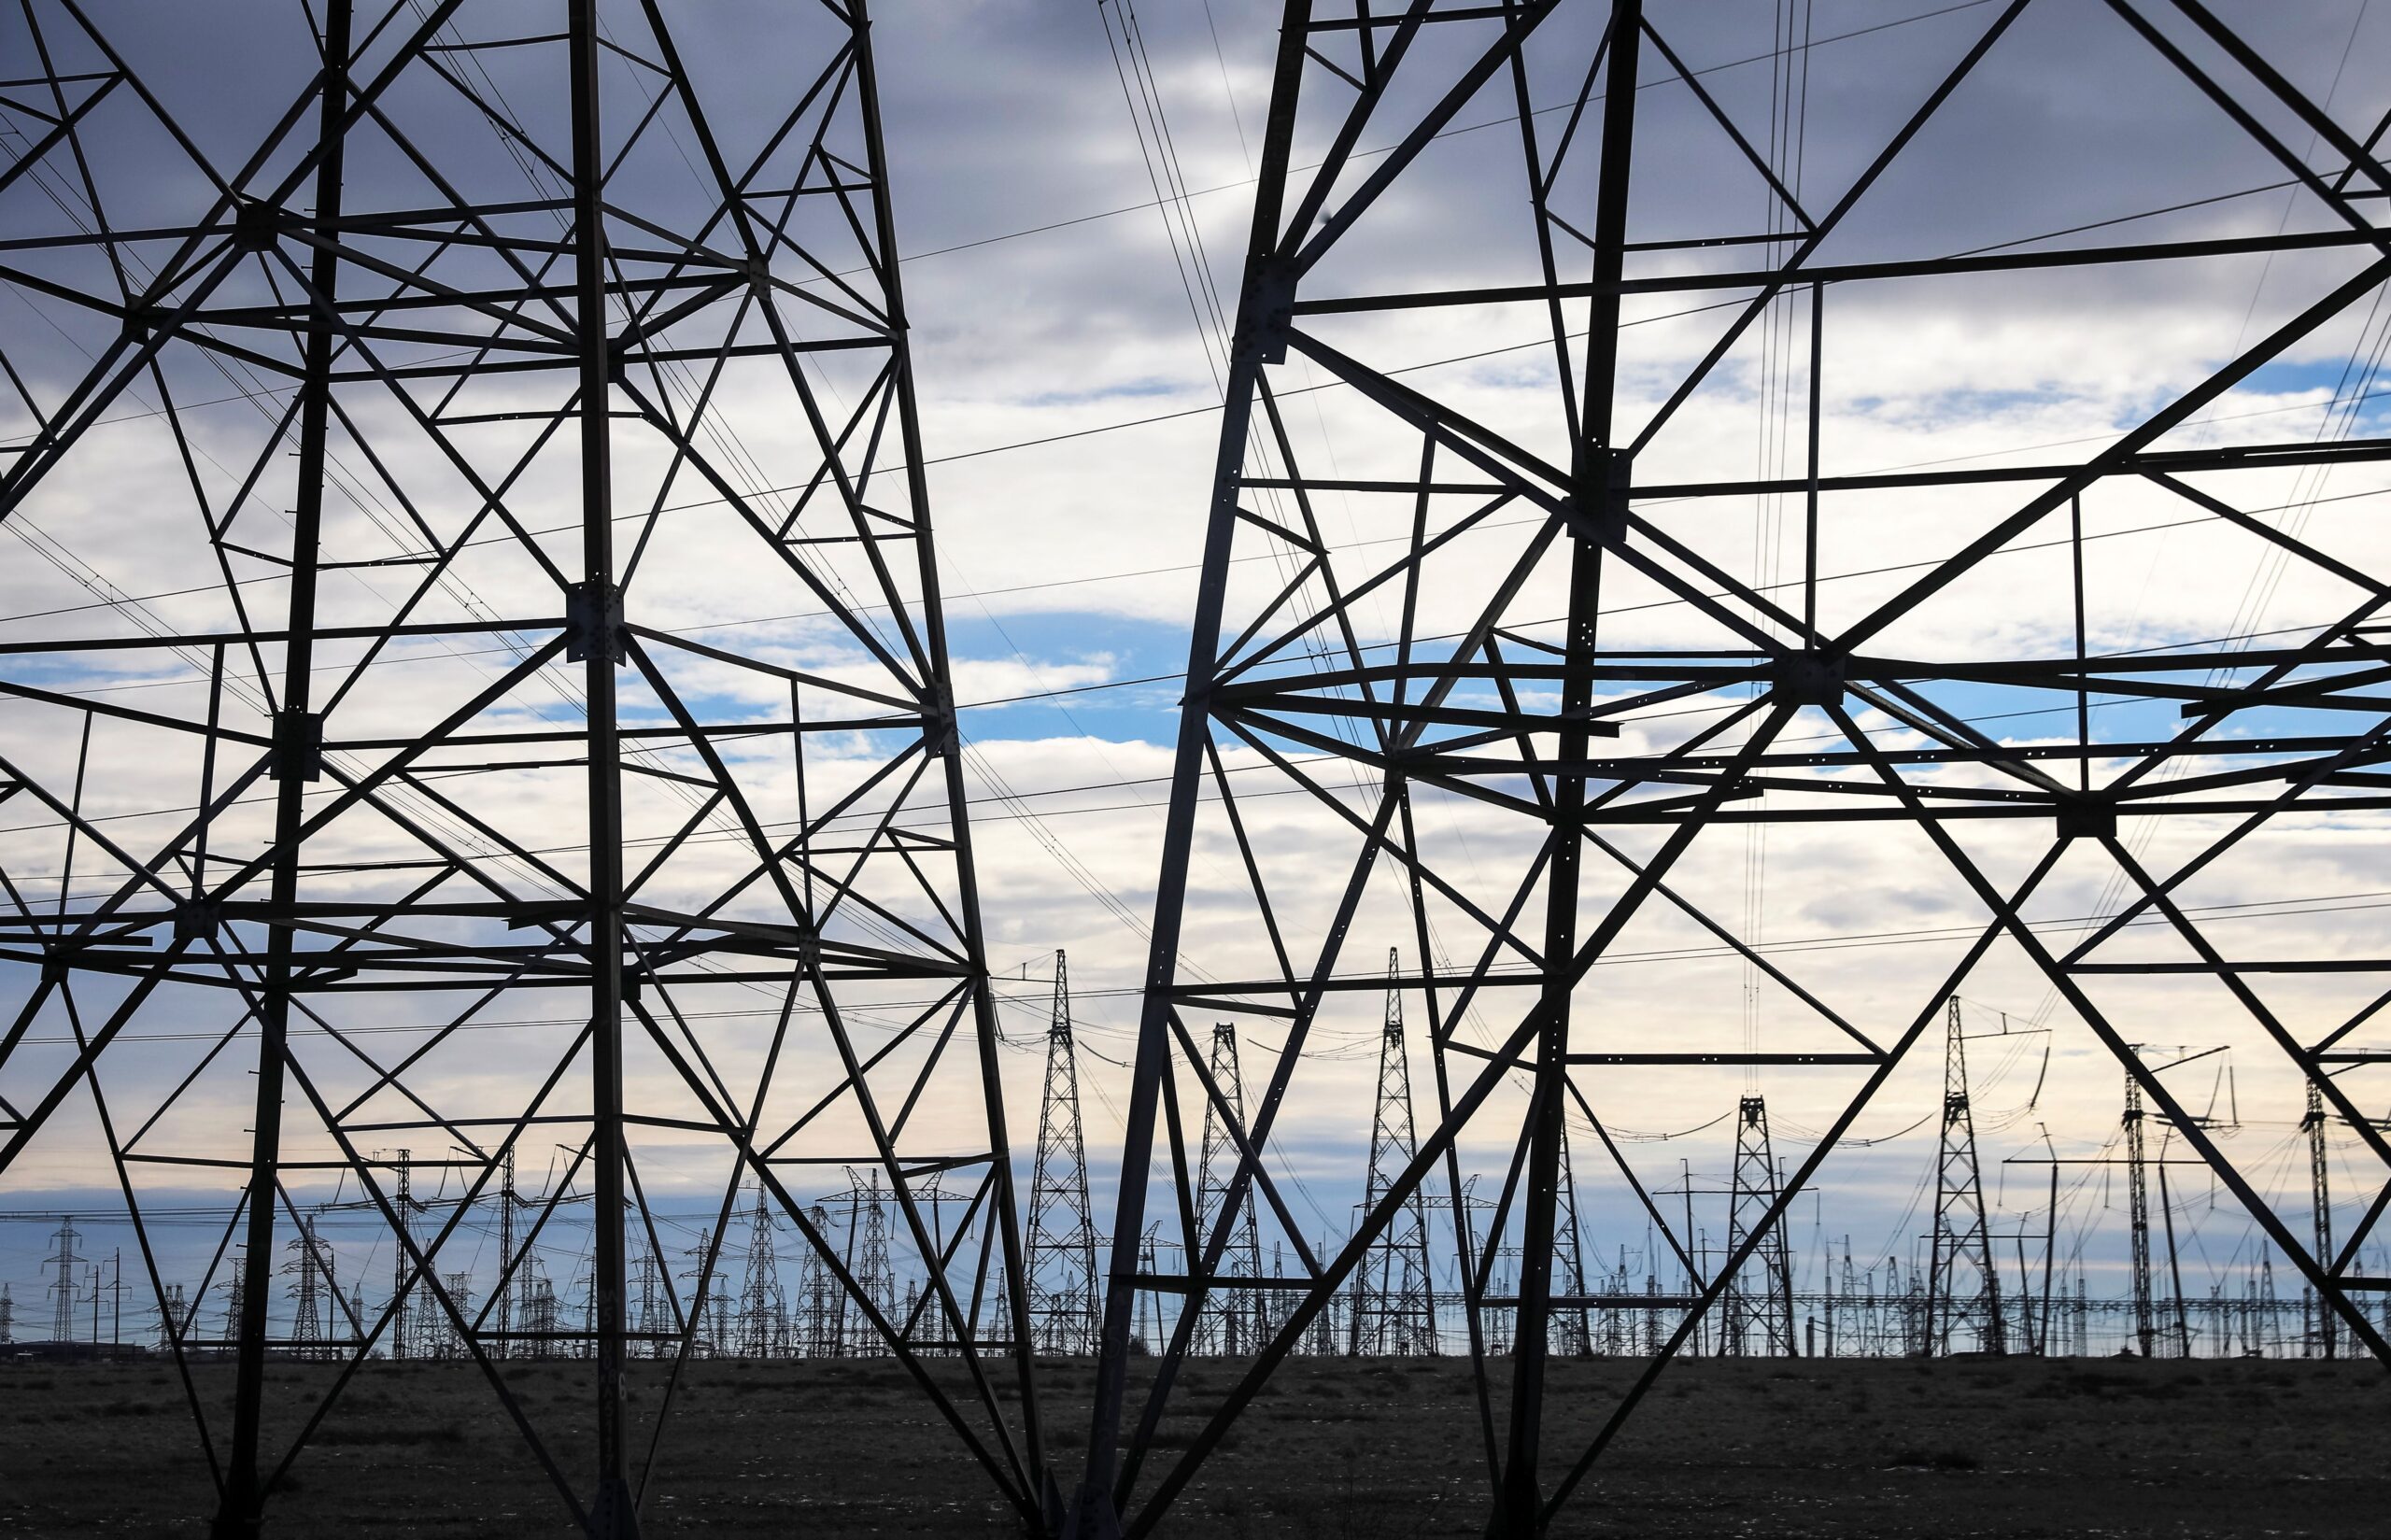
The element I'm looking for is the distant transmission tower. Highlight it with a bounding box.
[2307,1081,2337,1359]
[42,1217,79,1343]
[1723,1098,1796,1356]
[1926,998,2004,1354]
[1550,1112,1593,1359]
[284,1219,328,1363]
[823,1169,897,1358]
[2125,1071,2158,1357]
[491,1149,519,1362]
[219,1250,247,1358]
[738,1187,784,1361]
[383,1151,416,1362]
[1026,951,1101,1355]
[680,1231,725,1359]
[1195,1024,1270,1356]
[633,1250,664,1364]
[1349,951,1436,1356]
[796,1206,839,1357]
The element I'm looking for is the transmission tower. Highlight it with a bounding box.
[1926,998,2005,1354]
[738,1186,784,1361]
[2307,1081,2337,1359]
[382,1151,417,1362]
[1836,1240,1860,1358]
[491,1149,518,1361]
[1194,1024,1270,1356]
[1722,1098,1795,1357]
[439,1274,474,1360]
[1549,1111,1593,1360]
[1026,951,1101,1355]
[1349,950,1437,1356]
[820,1169,898,1358]
[632,1250,665,1364]
[2125,1072,2158,1357]
[284,1218,328,1363]
[0,1282,12,1345]
[219,1251,247,1359]
[857,1182,895,1357]
[0,0,1042,1528]
[1132,1231,1165,1356]
[524,1278,557,1355]
[41,1216,79,1343]
[1077,5,2391,1525]
[795,1205,839,1357]
[680,1229,726,1360]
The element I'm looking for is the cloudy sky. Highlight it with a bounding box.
[5,0,2391,1359]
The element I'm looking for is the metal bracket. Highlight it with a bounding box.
[1770,651,1846,706]
[268,710,323,782]
[2057,797,2117,840]
[231,198,281,252]
[1572,446,1633,549]
[1244,254,1298,364]
[566,580,627,665]
[173,900,221,942]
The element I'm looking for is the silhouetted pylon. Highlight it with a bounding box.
[1195,1024,1269,1355]
[1349,951,1437,1355]
[1926,997,2005,1354]
[1722,1097,1796,1355]
[1026,951,1101,1355]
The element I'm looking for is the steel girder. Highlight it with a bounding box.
[0,1,1042,1533]
[1075,2,2391,1535]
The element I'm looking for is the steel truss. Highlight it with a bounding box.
[0,1,1042,1534]
[1078,2,2391,1535]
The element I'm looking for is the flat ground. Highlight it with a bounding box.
[0,1355,2382,1536]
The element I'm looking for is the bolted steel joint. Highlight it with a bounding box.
[173,899,222,942]
[268,710,323,782]
[566,580,627,665]
[1769,650,1846,707]
[1570,446,1634,549]
[2056,796,2116,841]
[231,199,282,252]
[1242,254,1299,364]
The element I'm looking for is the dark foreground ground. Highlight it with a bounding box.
[0,1355,2381,1536]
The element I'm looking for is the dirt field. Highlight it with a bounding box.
[0,1354,2382,1536]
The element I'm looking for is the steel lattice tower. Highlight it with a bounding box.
[1077,3,2391,1533]
[2306,1079,2337,1358]
[1722,1096,1795,1357]
[1193,1023,1271,1356]
[41,1215,79,1343]
[1925,997,2004,1354]
[1349,949,1436,1356]
[2125,1069,2159,1356]
[1547,1105,1593,1359]
[281,1217,328,1363]
[0,1,1042,1532]
[737,1183,783,1361]
[1026,950,1101,1355]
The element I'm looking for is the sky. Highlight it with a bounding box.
[4,0,2391,1361]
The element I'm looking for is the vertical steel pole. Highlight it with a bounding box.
[1494,5,1638,1533]
[213,4,347,1532]
[566,3,636,1532]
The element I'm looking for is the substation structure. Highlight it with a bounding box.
[1077,3,2391,1537]
[0,2,1044,1535]
[18,973,2380,1371]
